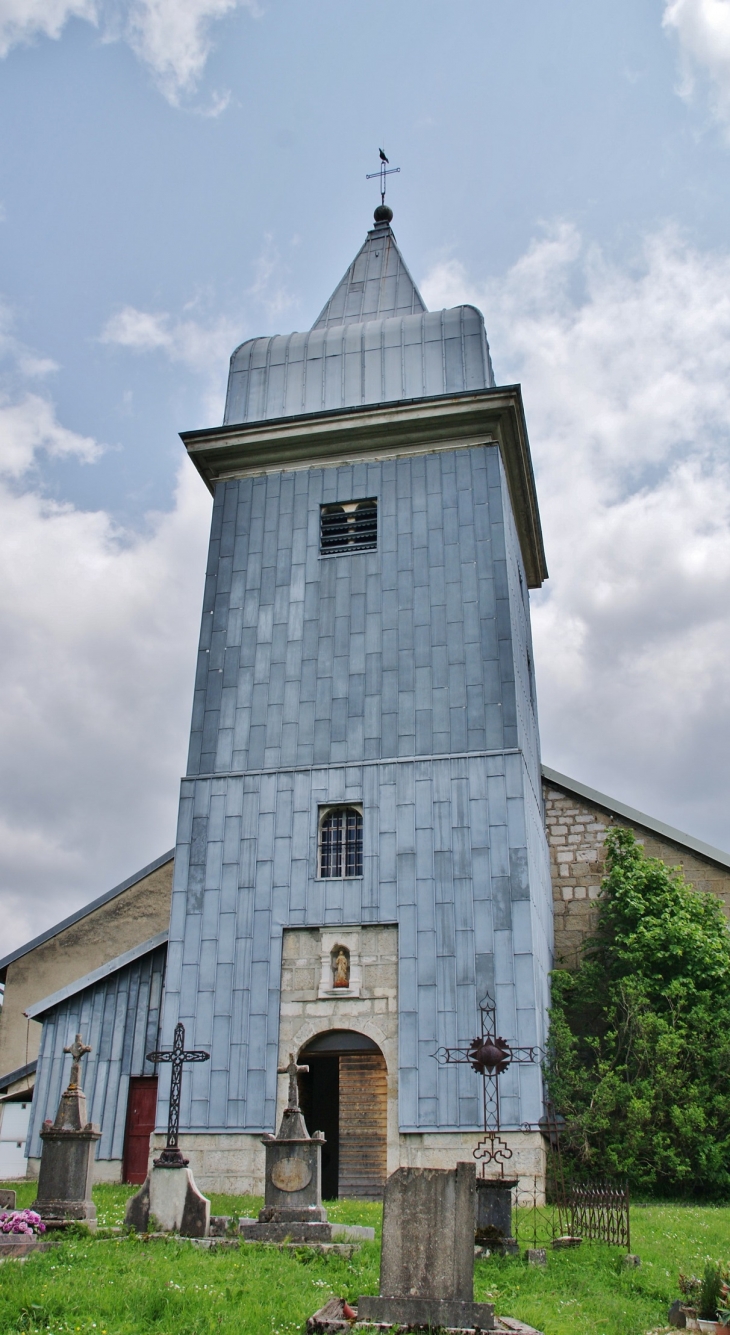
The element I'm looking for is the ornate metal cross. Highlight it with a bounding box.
[366,149,400,205]
[63,1033,91,1091]
[278,1053,308,1111]
[147,1022,210,1168]
[434,994,541,1175]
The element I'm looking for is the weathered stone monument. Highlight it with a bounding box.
[125,1022,211,1237]
[239,1054,373,1245]
[357,1163,496,1332]
[475,1176,519,1255]
[31,1034,100,1230]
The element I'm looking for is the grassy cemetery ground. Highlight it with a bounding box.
[2,1181,730,1334]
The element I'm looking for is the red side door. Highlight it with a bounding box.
[123,1077,158,1184]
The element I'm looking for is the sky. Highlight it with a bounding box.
[2,0,730,952]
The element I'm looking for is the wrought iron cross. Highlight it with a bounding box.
[366,149,400,205]
[147,1022,210,1168]
[278,1053,308,1111]
[63,1033,91,1090]
[434,994,541,1174]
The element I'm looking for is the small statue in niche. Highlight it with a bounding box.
[332,947,350,989]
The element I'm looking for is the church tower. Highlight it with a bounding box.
[160,201,552,1197]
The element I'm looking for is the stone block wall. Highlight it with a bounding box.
[544,779,730,968]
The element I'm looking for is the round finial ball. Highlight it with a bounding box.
[374,203,393,224]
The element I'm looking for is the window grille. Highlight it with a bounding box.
[320,500,377,554]
[319,807,363,878]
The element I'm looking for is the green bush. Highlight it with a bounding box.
[547,827,730,1198]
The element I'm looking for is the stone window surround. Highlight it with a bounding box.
[317,803,364,881]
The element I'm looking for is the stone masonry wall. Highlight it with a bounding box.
[544,780,730,968]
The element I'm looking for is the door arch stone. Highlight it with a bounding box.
[298,1030,387,1200]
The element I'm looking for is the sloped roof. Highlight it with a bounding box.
[223,210,495,427]
[542,765,730,870]
[311,218,426,328]
[0,848,174,977]
[25,930,168,1020]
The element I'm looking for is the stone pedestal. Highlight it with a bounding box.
[31,1070,100,1230]
[357,1162,495,1332]
[475,1177,519,1254]
[239,1071,365,1245]
[125,1165,210,1238]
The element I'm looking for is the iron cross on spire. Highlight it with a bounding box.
[147,1021,210,1168]
[434,994,541,1176]
[366,148,400,205]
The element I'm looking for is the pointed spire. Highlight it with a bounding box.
[311,209,427,331]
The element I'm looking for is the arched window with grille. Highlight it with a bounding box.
[319,807,363,878]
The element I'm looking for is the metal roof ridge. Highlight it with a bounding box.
[0,848,174,975]
[541,764,730,870]
[25,930,169,1020]
[0,1059,38,1093]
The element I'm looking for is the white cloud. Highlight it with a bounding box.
[0,0,96,57]
[0,0,258,104]
[0,393,103,476]
[101,247,297,417]
[0,296,212,954]
[101,304,241,421]
[125,0,257,105]
[0,435,211,953]
[101,304,239,373]
[422,225,730,850]
[663,0,730,128]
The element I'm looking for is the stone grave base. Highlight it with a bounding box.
[307,1296,544,1334]
[125,1166,210,1237]
[235,1212,374,1245]
[0,1239,58,1262]
[357,1297,496,1330]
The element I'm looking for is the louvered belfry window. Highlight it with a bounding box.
[319,808,363,878]
[320,500,377,554]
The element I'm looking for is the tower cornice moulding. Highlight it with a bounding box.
[180,386,548,587]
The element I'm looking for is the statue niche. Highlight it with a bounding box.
[331,946,350,990]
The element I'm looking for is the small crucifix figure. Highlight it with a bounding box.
[278,1053,308,1112]
[147,1021,210,1168]
[63,1033,91,1092]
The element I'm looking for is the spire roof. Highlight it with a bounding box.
[222,208,495,426]
[311,215,426,330]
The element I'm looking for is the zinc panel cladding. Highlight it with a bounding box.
[26,945,166,1162]
[223,307,495,425]
[164,445,553,1135]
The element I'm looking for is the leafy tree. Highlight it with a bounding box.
[547,827,730,1197]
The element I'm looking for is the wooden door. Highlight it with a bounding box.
[123,1077,158,1184]
[338,1052,387,1200]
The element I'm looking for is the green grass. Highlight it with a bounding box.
[2,1181,730,1334]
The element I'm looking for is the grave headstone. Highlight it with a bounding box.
[475,1176,519,1254]
[239,1055,372,1245]
[0,1191,16,1210]
[357,1162,496,1332]
[30,1034,100,1230]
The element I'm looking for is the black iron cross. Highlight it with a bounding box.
[434,994,541,1174]
[366,150,400,205]
[147,1021,210,1168]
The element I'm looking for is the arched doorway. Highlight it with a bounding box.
[298,1030,387,1201]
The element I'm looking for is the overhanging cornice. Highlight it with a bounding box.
[181,387,548,587]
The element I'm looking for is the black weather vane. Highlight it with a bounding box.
[366,148,400,205]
